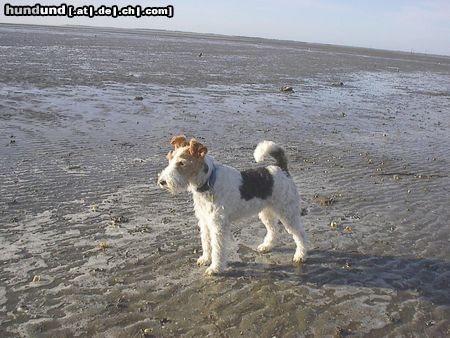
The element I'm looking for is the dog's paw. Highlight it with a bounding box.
[205,266,220,276]
[256,243,272,253]
[293,254,306,264]
[197,256,211,266]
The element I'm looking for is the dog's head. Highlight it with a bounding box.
[157,135,208,194]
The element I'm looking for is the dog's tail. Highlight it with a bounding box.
[254,141,289,174]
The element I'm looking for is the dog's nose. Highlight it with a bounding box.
[158,179,167,187]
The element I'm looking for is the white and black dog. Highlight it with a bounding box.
[158,135,307,275]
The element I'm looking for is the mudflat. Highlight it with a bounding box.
[0,24,449,337]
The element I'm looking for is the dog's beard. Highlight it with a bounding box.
[163,176,188,194]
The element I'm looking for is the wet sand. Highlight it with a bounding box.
[0,24,449,337]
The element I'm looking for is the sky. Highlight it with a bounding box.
[1,0,450,56]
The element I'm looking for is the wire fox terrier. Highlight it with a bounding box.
[158,135,307,276]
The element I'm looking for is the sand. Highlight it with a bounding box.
[0,23,449,337]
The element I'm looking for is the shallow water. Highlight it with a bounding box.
[0,24,449,337]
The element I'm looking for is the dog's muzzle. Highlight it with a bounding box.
[158,178,167,188]
[156,171,166,189]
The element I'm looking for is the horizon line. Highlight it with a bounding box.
[1,21,450,59]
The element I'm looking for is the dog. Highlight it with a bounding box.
[157,135,307,275]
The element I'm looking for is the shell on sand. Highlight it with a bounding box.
[281,85,294,92]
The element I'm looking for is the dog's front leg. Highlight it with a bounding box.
[197,219,211,266]
[205,220,227,276]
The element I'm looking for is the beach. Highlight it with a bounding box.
[0,24,449,337]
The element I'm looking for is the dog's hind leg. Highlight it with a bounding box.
[279,211,307,263]
[257,208,278,253]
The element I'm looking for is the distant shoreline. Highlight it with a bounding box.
[1,21,450,59]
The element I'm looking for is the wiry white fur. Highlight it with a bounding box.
[158,141,307,276]
[254,140,282,163]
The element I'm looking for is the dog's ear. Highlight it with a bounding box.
[170,135,187,149]
[189,138,208,158]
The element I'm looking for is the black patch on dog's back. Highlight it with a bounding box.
[239,167,274,201]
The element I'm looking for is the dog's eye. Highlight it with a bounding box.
[177,161,185,166]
